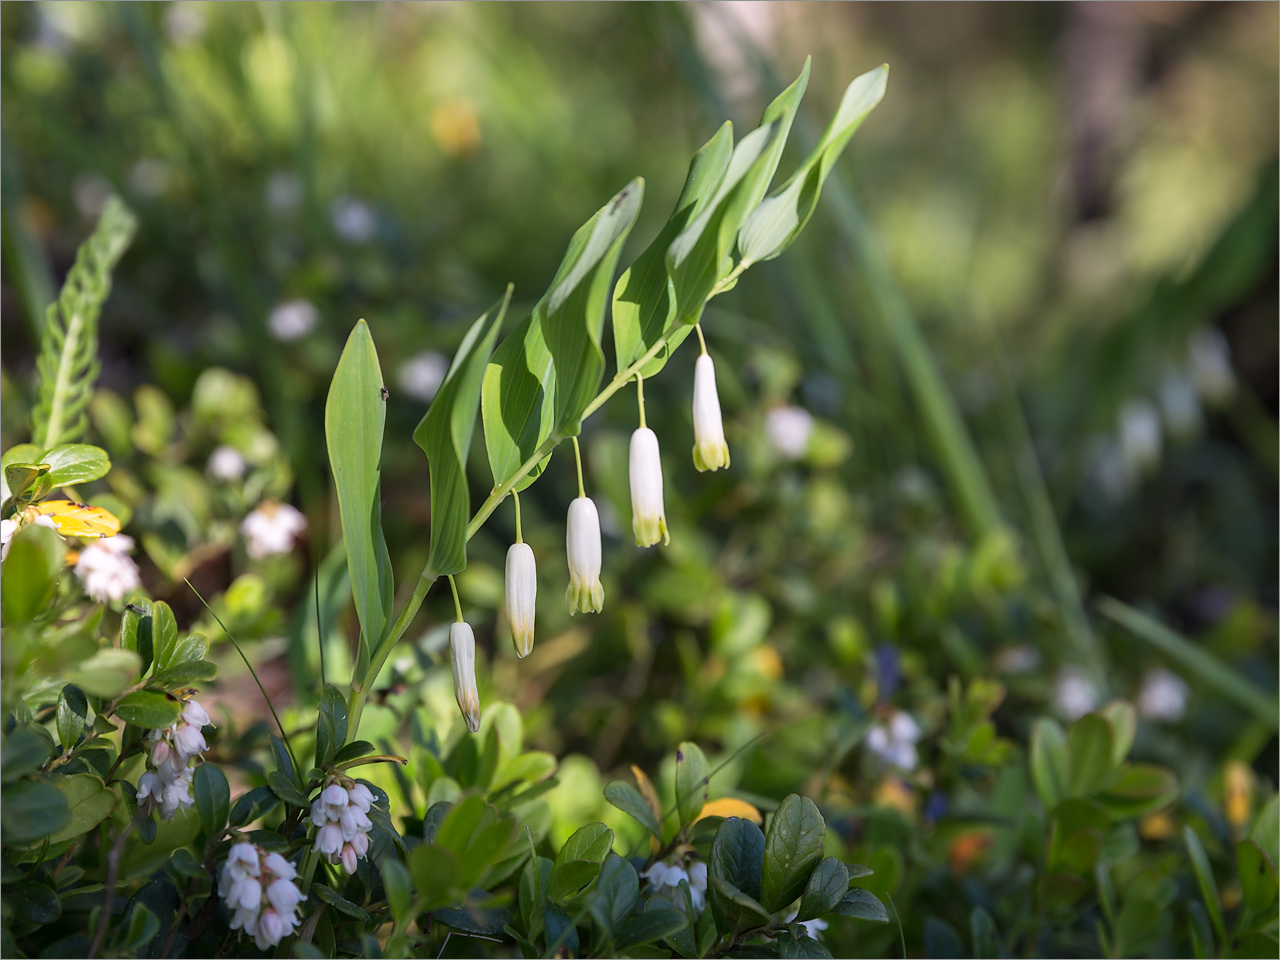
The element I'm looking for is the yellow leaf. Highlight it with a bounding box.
[35,500,121,539]
[695,797,762,825]
[631,764,664,854]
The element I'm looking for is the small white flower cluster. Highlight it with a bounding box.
[75,534,142,603]
[1053,666,1099,721]
[136,698,211,821]
[766,405,814,461]
[1137,667,1190,723]
[397,351,450,403]
[642,859,709,913]
[220,842,306,950]
[241,501,307,559]
[311,779,375,874]
[268,298,320,342]
[865,711,923,772]
[207,445,248,482]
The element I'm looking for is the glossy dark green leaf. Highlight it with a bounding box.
[779,932,834,959]
[334,739,376,766]
[710,816,765,900]
[267,771,310,808]
[114,690,181,729]
[1096,764,1179,819]
[796,857,848,921]
[48,773,114,844]
[56,685,88,751]
[617,907,689,951]
[675,741,709,827]
[149,600,179,671]
[482,311,556,493]
[414,290,510,577]
[408,843,460,912]
[38,443,110,487]
[589,853,639,940]
[435,904,513,936]
[1237,839,1278,915]
[381,858,414,925]
[167,633,208,667]
[311,883,370,920]
[150,660,218,689]
[229,785,280,827]
[121,598,154,674]
[315,683,348,769]
[325,319,394,650]
[970,907,999,959]
[604,780,662,839]
[519,854,553,937]
[434,794,489,856]
[543,902,580,957]
[542,179,643,435]
[612,122,733,377]
[1067,713,1116,798]
[6,878,61,925]
[738,64,888,265]
[193,763,230,837]
[761,794,825,912]
[710,876,772,934]
[1030,717,1068,811]
[1,726,55,782]
[550,822,613,902]
[833,887,889,924]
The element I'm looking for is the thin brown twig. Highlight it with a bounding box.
[86,823,132,959]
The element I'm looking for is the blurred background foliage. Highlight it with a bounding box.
[1,2,1277,956]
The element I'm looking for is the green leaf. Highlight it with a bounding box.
[617,907,689,951]
[1098,700,1136,768]
[37,443,110,487]
[738,64,888,265]
[612,122,734,376]
[435,904,514,936]
[519,854,553,937]
[550,821,613,902]
[833,887,890,924]
[1,523,64,623]
[121,598,154,674]
[1251,795,1279,865]
[315,683,348,769]
[193,763,230,837]
[779,932,834,959]
[3,463,48,507]
[543,902,580,957]
[151,660,218,689]
[589,853,639,942]
[1184,826,1226,944]
[149,601,179,672]
[434,794,489,856]
[48,774,114,845]
[334,740,376,765]
[1048,798,1111,874]
[114,690,181,729]
[325,319,395,651]
[1096,764,1179,819]
[1,444,42,503]
[1030,717,1069,811]
[796,857,848,921]
[112,903,159,955]
[710,816,765,900]
[312,883,370,920]
[267,771,310,809]
[676,742,709,827]
[56,684,89,751]
[1237,839,1278,915]
[2,726,55,782]
[67,648,141,699]
[542,180,643,435]
[1,781,70,844]
[409,844,460,912]
[604,780,662,839]
[167,633,208,667]
[5,878,61,925]
[33,196,136,451]
[413,290,510,577]
[381,858,414,925]
[760,794,826,912]
[1067,713,1116,798]
[970,907,999,959]
[229,785,280,827]
[1113,898,1163,958]
[482,311,556,493]
[709,876,772,933]
[269,734,295,784]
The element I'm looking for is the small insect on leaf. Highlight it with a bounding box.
[380,386,390,400]
[35,500,122,539]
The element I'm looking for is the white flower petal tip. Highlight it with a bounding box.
[505,542,537,658]
[449,621,482,733]
[692,354,730,473]
[629,427,669,548]
[565,497,605,615]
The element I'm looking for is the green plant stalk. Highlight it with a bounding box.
[346,325,688,738]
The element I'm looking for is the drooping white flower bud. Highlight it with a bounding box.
[565,497,604,615]
[692,353,730,472]
[450,621,481,733]
[505,542,537,658]
[629,427,669,548]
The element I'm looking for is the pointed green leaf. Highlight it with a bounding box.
[414,290,511,577]
[833,887,889,924]
[115,690,181,729]
[675,742,709,827]
[1067,713,1116,798]
[738,64,888,265]
[760,794,825,911]
[589,853,639,940]
[150,601,179,671]
[56,684,88,751]
[481,311,556,492]
[325,319,394,649]
[1238,839,1278,914]
[193,762,230,837]
[542,179,643,436]
[37,443,110,487]
[0,444,42,503]
[796,857,848,921]
[604,780,662,839]
[1185,826,1226,944]
[1030,717,1069,811]
[48,773,114,844]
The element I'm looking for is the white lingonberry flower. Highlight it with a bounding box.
[267,298,319,342]
[629,427,669,548]
[865,711,922,772]
[450,621,482,733]
[0,519,16,561]
[310,778,377,874]
[74,535,141,603]
[505,542,537,658]
[241,502,307,559]
[219,843,305,950]
[1053,667,1099,721]
[765,405,814,460]
[1188,327,1235,405]
[1118,397,1162,481]
[1137,668,1190,723]
[396,351,450,402]
[208,445,248,481]
[565,497,604,615]
[136,694,212,821]
[692,353,730,472]
[643,857,708,914]
[331,197,376,243]
[1158,372,1203,442]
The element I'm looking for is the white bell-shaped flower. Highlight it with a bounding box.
[565,497,604,615]
[692,354,730,472]
[449,621,481,733]
[505,542,537,657]
[629,427,669,548]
